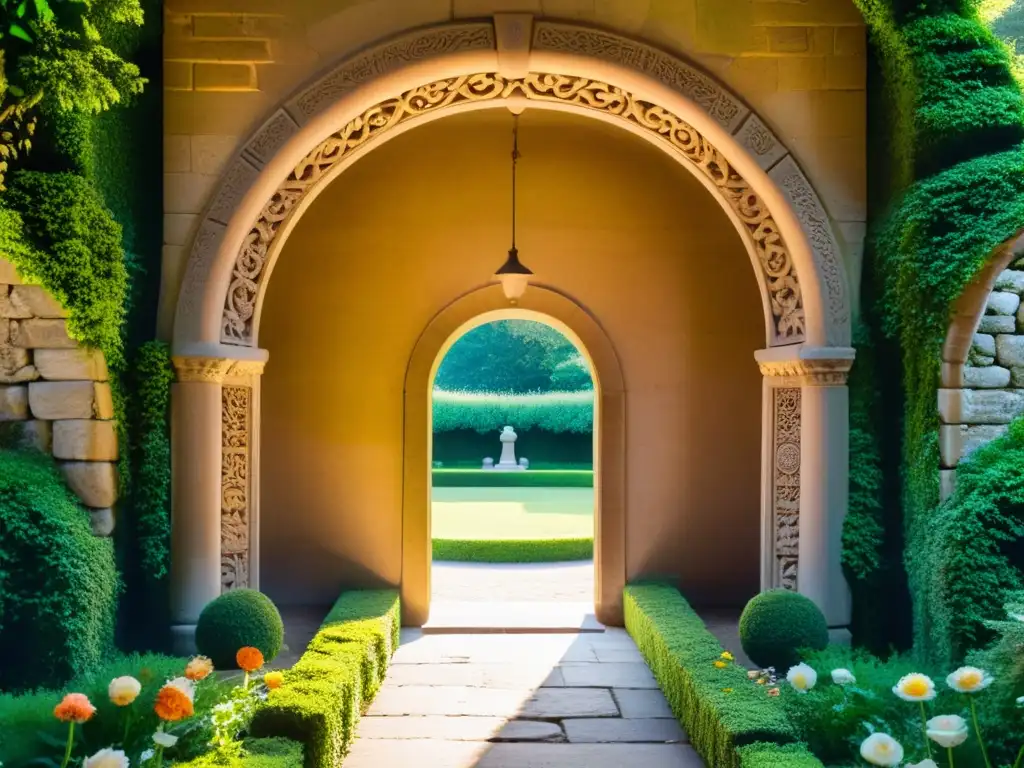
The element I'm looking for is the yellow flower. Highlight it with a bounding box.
[721,688,733,693]
[713,660,727,669]
[757,678,766,685]
[264,671,284,690]
[108,676,141,706]
[893,673,937,702]
[946,666,993,694]
[720,651,734,661]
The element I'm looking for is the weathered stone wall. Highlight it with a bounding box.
[161,0,867,338]
[940,259,1024,492]
[0,258,118,534]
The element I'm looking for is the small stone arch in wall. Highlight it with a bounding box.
[939,230,1024,499]
[0,256,118,533]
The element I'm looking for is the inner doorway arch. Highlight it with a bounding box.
[404,285,624,625]
[168,15,857,649]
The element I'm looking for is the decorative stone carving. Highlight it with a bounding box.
[221,72,806,346]
[244,110,300,167]
[757,356,853,386]
[772,387,802,591]
[221,385,251,592]
[208,158,260,226]
[172,356,233,384]
[288,24,496,122]
[769,157,850,347]
[532,22,748,132]
[734,114,787,171]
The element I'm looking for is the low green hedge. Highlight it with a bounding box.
[624,584,819,768]
[249,590,400,768]
[432,537,593,563]
[432,389,593,433]
[736,742,825,768]
[432,469,593,487]
[175,738,303,768]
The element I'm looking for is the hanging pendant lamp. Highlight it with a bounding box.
[494,113,533,302]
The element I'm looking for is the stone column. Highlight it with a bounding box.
[756,345,855,631]
[169,356,232,654]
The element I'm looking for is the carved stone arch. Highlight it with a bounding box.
[938,230,1024,499]
[172,17,852,355]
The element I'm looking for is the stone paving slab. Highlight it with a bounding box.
[368,685,536,717]
[613,688,676,718]
[357,716,564,742]
[344,740,705,767]
[425,600,603,632]
[556,661,658,688]
[563,717,686,743]
[385,662,565,688]
[519,688,619,718]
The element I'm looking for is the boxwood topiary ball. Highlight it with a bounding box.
[195,589,284,669]
[738,589,829,671]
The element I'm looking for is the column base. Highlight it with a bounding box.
[170,623,198,655]
[828,627,852,647]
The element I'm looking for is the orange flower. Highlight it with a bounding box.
[185,655,214,682]
[236,647,264,673]
[767,687,781,697]
[154,678,195,722]
[264,671,284,690]
[54,693,96,723]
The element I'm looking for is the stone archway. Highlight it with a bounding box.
[939,230,1024,500]
[403,285,625,626]
[168,15,856,647]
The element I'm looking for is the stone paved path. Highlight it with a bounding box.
[344,629,706,767]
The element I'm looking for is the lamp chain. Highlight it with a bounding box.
[511,113,519,250]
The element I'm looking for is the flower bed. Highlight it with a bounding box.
[248,590,400,768]
[623,584,821,768]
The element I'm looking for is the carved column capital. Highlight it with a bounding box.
[172,356,267,383]
[172,356,233,383]
[756,346,855,387]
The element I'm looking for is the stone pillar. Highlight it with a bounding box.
[756,345,855,630]
[169,353,266,653]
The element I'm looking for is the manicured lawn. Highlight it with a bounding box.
[431,486,594,540]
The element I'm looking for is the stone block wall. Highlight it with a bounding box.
[0,258,117,535]
[161,0,867,338]
[940,258,1024,495]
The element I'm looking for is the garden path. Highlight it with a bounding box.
[344,629,706,767]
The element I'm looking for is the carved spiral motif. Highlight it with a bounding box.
[775,442,800,475]
[221,72,806,346]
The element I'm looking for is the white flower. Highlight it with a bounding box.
[786,663,817,693]
[139,750,154,764]
[926,714,969,748]
[152,731,178,748]
[108,676,142,706]
[946,666,993,694]
[859,733,904,766]
[831,668,856,685]
[907,761,940,768]
[83,748,129,768]
[893,673,937,702]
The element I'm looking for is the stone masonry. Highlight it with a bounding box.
[940,258,1024,493]
[0,257,117,536]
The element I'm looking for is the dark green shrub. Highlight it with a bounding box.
[737,742,825,768]
[195,589,284,669]
[173,738,304,768]
[624,584,804,768]
[738,590,828,671]
[250,590,400,768]
[0,449,119,691]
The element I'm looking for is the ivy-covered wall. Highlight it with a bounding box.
[845,0,1024,663]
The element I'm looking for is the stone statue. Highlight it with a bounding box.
[495,425,525,471]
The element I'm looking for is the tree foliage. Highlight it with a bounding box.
[435,320,592,393]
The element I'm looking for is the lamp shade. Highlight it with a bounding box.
[495,247,533,302]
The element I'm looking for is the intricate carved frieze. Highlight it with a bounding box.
[772,387,802,591]
[758,356,853,386]
[221,72,806,346]
[532,22,748,131]
[288,24,496,122]
[172,356,233,384]
[221,385,251,592]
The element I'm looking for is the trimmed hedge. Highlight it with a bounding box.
[432,469,593,488]
[736,742,825,768]
[196,589,285,670]
[624,584,817,768]
[433,389,593,433]
[0,449,119,691]
[432,537,593,563]
[249,590,400,768]
[175,738,304,768]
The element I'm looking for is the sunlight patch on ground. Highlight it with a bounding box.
[431,487,593,540]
